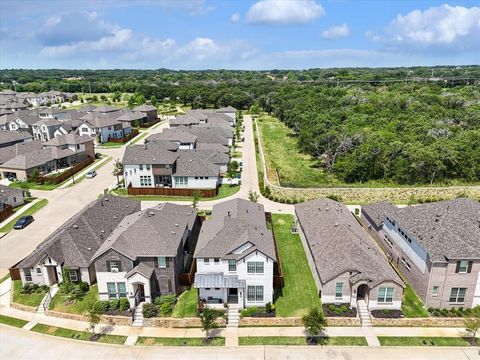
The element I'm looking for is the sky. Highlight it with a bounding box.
[0,0,479,70]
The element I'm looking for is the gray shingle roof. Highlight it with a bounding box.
[194,199,276,261]
[177,126,228,146]
[0,140,43,165]
[169,115,200,126]
[0,184,24,200]
[78,105,96,112]
[385,198,480,262]
[93,203,197,260]
[122,142,178,165]
[295,198,403,286]
[44,134,93,146]
[196,143,229,153]
[174,152,220,177]
[126,263,154,279]
[149,129,197,143]
[362,201,399,228]
[0,131,33,146]
[115,111,146,122]
[91,105,121,113]
[216,106,236,113]
[17,196,141,269]
[0,147,75,170]
[133,104,157,112]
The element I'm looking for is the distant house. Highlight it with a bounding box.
[362,198,480,308]
[133,104,158,122]
[295,198,404,311]
[78,112,133,143]
[0,131,33,148]
[15,196,141,287]
[92,203,199,307]
[43,134,95,159]
[32,118,63,141]
[148,130,198,149]
[193,199,277,309]
[5,110,39,133]
[0,184,25,208]
[215,106,237,125]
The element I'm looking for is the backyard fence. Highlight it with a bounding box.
[28,157,95,185]
[107,129,139,143]
[0,204,13,223]
[127,186,218,197]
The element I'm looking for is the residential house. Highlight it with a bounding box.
[0,184,25,208]
[133,104,158,122]
[32,118,63,141]
[215,106,237,125]
[5,110,39,133]
[148,130,198,149]
[43,134,95,159]
[0,131,33,148]
[362,198,480,308]
[92,203,199,307]
[193,199,277,309]
[78,112,133,143]
[295,198,404,311]
[0,140,43,166]
[15,196,141,286]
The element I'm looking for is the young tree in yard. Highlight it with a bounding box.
[112,159,124,186]
[248,190,259,203]
[200,307,219,342]
[192,190,201,209]
[150,96,157,107]
[227,161,239,179]
[302,308,327,344]
[463,307,480,345]
[84,298,102,338]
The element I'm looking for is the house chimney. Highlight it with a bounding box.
[144,139,149,150]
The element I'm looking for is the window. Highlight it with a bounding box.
[214,288,220,290]
[139,164,143,171]
[228,260,236,272]
[24,268,32,282]
[377,287,394,303]
[36,267,42,274]
[449,288,466,303]
[107,282,116,299]
[109,260,120,272]
[432,286,439,296]
[158,257,166,268]
[204,258,209,264]
[247,285,264,302]
[247,262,264,274]
[214,258,220,264]
[176,176,188,186]
[405,262,411,271]
[69,269,78,282]
[456,260,472,274]
[140,175,152,186]
[117,282,127,298]
[146,164,151,170]
[335,282,343,300]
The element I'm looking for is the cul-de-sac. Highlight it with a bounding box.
[0,1,479,359]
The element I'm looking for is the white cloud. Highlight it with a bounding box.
[369,5,480,51]
[321,23,350,39]
[246,0,324,25]
[231,13,240,23]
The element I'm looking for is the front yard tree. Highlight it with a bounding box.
[192,190,201,209]
[84,298,102,338]
[302,308,327,344]
[463,307,480,345]
[112,159,124,185]
[248,190,259,203]
[200,307,219,342]
[150,96,157,107]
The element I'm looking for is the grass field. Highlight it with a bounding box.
[378,336,472,347]
[172,288,198,318]
[0,314,28,328]
[272,214,321,317]
[0,199,48,233]
[401,285,429,318]
[113,184,240,202]
[12,280,47,308]
[48,285,98,314]
[136,336,225,346]
[32,323,127,344]
[239,336,368,346]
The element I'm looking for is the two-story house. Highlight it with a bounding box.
[92,203,199,307]
[32,118,63,141]
[133,104,158,122]
[193,199,277,309]
[78,112,132,143]
[295,198,404,311]
[362,198,480,308]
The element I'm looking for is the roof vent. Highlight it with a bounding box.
[174,223,179,227]
[325,207,330,211]
[87,247,92,251]
[73,224,78,229]
[113,216,117,219]
[171,231,175,234]
[101,230,105,233]
[148,211,155,217]
[334,222,338,227]
[347,223,351,227]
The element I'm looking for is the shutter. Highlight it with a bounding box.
[455,261,460,273]
[467,261,473,273]
[117,261,122,272]
[106,260,111,272]
[165,258,169,269]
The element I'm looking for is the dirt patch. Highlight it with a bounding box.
[143,338,155,346]
[47,326,58,334]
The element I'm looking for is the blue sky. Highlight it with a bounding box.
[0,0,479,69]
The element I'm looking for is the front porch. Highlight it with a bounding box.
[194,273,245,309]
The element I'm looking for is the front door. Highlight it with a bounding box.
[228,288,238,303]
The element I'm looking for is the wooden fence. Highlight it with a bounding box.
[108,129,139,143]
[265,212,285,288]
[179,258,197,286]
[29,157,94,185]
[0,204,13,223]
[127,186,218,197]
[139,119,161,128]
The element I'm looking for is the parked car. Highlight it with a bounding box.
[13,215,34,230]
[86,170,97,179]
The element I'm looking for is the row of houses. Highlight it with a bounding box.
[0,89,76,110]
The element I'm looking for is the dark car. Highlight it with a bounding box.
[13,215,34,230]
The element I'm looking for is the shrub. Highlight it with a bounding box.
[427,307,434,313]
[154,294,177,307]
[110,299,119,311]
[21,283,41,295]
[334,308,343,315]
[40,285,49,291]
[339,305,348,312]
[96,300,110,314]
[142,303,158,318]
[328,304,336,312]
[326,194,339,201]
[159,302,173,317]
[240,307,259,318]
[382,309,391,315]
[78,282,89,293]
[119,298,130,311]
[440,308,449,316]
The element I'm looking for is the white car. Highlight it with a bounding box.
[86,170,97,179]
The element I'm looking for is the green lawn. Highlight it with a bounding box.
[0,199,48,234]
[129,131,149,145]
[272,214,321,317]
[0,314,28,328]
[172,288,198,318]
[10,181,57,191]
[113,184,240,202]
[0,273,10,283]
[239,336,368,346]
[12,280,47,308]
[378,336,472,347]
[136,336,225,346]
[49,285,99,314]
[402,285,429,318]
[31,323,127,344]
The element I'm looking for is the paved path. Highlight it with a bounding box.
[1,325,478,360]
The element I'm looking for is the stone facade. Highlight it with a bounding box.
[371,317,465,327]
[239,316,360,327]
[143,316,226,328]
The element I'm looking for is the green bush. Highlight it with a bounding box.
[328,304,336,312]
[95,300,110,313]
[110,299,119,310]
[240,306,259,318]
[154,294,177,307]
[334,308,343,315]
[339,305,348,312]
[382,309,391,315]
[440,308,449,316]
[158,302,173,317]
[78,282,89,292]
[142,303,158,318]
[21,283,41,294]
[119,298,130,311]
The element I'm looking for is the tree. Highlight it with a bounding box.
[302,308,327,344]
[112,159,124,186]
[192,190,201,209]
[200,307,219,342]
[248,190,259,203]
[150,96,157,107]
[463,307,480,345]
[227,161,239,179]
[84,298,102,338]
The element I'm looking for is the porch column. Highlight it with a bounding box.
[238,288,244,309]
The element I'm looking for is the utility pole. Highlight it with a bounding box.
[11,80,16,92]
[88,81,92,94]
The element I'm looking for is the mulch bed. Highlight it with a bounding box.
[322,304,357,318]
[371,309,404,318]
[104,310,131,317]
